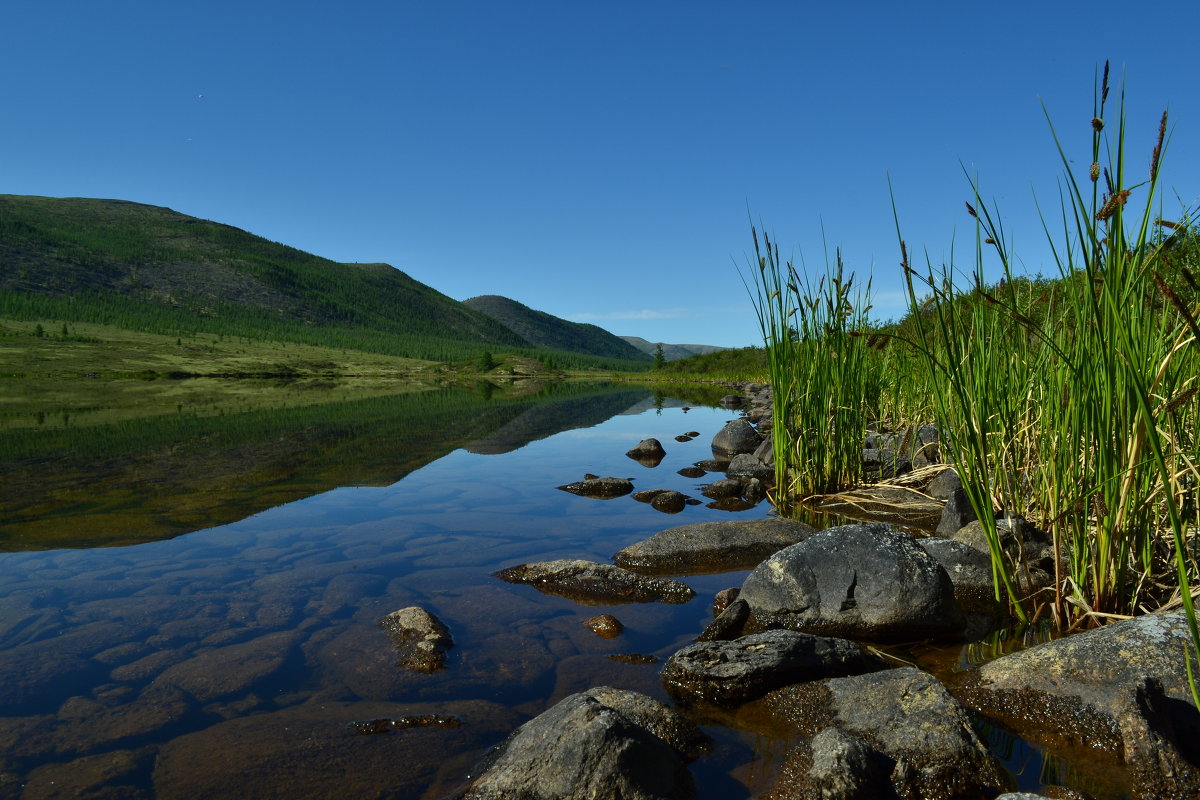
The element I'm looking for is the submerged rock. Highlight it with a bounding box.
[378,606,454,673]
[761,667,1007,800]
[557,476,634,498]
[739,523,964,642]
[493,560,695,605]
[459,687,706,800]
[956,610,1200,799]
[662,629,875,707]
[613,518,817,575]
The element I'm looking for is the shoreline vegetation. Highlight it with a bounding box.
[746,66,1200,667]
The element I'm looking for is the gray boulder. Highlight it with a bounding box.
[650,490,688,514]
[662,629,875,707]
[762,667,1007,799]
[378,606,454,673]
[957,610,1200,798]
[493,560,695,605]
[459,687,703,800]
[726,453,773,480]
[925,467,962,500]
[626,438,667,460]
[700,479,742,500]
[613,518,817,575]
[711,419,762,456]
[917,537,999,615]
[739,523,964,642]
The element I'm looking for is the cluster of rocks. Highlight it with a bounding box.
[457,384,1200,799]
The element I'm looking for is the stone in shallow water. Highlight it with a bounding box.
[557,476,634,499]
[613,518,816,576]
[493,559,695,605]
[585,614,624,639]
[378,606,454,673]
[662,629,875,707]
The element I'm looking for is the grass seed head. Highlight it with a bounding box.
[1092,117,1105,132]
[1090,162,1100,182]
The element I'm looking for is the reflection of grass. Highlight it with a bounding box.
[0,380,647,551]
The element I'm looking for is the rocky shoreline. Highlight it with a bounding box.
[438,382,1200,799]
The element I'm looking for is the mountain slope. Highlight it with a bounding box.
[463,295,651,362]
[0,195,527,357]
[619,336,729,361]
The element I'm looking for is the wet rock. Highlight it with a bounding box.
[626,439,666,467]
[662,629,875,707]
[762,667,1007,800]
[677,466,706,479]
[493,560,695,605]
[557,476,634,499]
[607,653,660,665]
[633,489,669,503]
[378,606,454,673]
[153,698,523,800]
[711,419,762,456]
[701,479,742,500]
[936,487,977,537]
[956,610,1200,799]
[695,598,751,642]
[459,687,702,800]
[613,518,817,576]
[712,587,740,617]
[694,458,730,472]
[586,686,710,760]
[743,478,768,504]
[650,490,688,514]
[674,435,692,443]
[726,453,773,480]
[752,438,775,467]
[684,431,700,438]
[739,523,965,642]
[23,746,156,800]
[720,394,744,408]
[766,727,891,800]
[585,614,624,639]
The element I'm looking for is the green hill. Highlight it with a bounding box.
[0,195,528,361]
[618,335,729,361]
[463,294,651,363]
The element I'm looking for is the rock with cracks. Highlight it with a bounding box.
[662,629,876,707]
[493,560,695,605]
[458,687,706,800]
[739,523,964,642]
[613,518,817,576]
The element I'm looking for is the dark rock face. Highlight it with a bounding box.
[557,476,634,498]
[916,537,999,615]
[766,727,892,800]
[378,606,454,673]
[701,479,742,500]
[650,490,688,514]
[613,518,817,576]
[711,588,740,617]
[677,466,706,478]
[626,439,667,467]
[726,453,773,480]
[762,667,1007,800]
[739,523,965,642]
[493,560,695,605]
[662,630,875,707]
[956,611,1200,799]
[711,419,762,456]
[459,688,703,800]
[695,598,751,642]
[935,487,977,537]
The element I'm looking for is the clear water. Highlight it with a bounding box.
[0,385,1127,798]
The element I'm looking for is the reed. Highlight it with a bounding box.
[742,228,881,502]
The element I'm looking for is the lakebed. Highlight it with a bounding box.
[0,379,1142,798]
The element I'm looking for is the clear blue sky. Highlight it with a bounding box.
[4,2,1198,347]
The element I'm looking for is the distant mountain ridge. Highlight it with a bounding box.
[463,295,651,363]
[0,195,647,367]
[619,336,729,362]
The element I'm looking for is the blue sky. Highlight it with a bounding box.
[4,2,1198,347]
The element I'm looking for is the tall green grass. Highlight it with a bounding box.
[894,65,1200,633]
[743,231,883,501]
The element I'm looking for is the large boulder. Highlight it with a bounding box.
[661,629,876,707]
[711,419,762,456]
[493,560,695,605]
[613,518,817,576]
[955,610,1200,799]
[761,667,1007,799]
[459,687,704,800]
[739,523,964,642]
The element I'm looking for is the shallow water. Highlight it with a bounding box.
[0,382,1128,798]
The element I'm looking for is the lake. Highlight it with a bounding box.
[0,380,1121,798]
